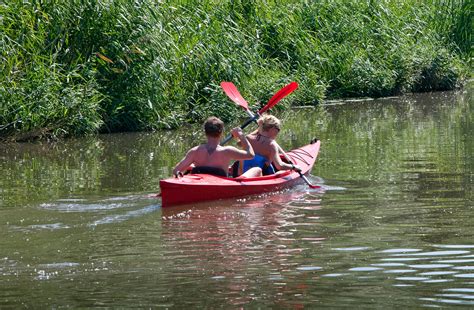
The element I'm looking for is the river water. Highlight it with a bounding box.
[1,87,472,308]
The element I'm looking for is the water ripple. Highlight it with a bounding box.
[396,276,431,281]
[380,248,422,253]
[383,269,417,274]
[435,259,474,263]
[392,250,470,256]
[349,267,383,272]
[372,263,407,267]
[321,273,350,278]
[419,271,458,276]
[408,264,453,269]
[296,266,323,271]
[10,222,70,232]
[453,274,474,278]
[420,297,474,306]
[333,247,371,252]
[37,262,80,269]
[434,245,474,249]
[437,293,474,300]
[453,266,474,270]
[444,288,474,293]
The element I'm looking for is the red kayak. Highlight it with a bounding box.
[159,139,321,207]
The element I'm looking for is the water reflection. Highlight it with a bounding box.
[1,87,473,307]
[158,188,327,307]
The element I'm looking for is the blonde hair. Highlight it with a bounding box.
[258,114,281,132]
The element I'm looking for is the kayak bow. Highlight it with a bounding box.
[159,140,320,207]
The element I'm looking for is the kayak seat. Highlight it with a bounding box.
[191,166,228,177]
[230,159,275,178]
[230,161,240,178]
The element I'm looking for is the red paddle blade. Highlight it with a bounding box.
[259,82,299,114]
[220,82,249,110]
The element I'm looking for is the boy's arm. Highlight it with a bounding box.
[227,127,255,160]
[172,148,196,177]
[236,129,257,147]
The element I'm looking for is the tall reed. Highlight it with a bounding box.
[429,0,472,56]
[0,0,471,140]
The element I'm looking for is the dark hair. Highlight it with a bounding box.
[204,117,224,137]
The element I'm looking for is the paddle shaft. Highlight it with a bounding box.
[220,113,259,145]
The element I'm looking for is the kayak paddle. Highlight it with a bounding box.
[220,82,250,111]
[266,82,299,111]
[220,82,298,145]
[220,81,320,189]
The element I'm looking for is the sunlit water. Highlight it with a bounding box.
[1,87,472,307]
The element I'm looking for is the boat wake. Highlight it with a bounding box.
[88,204,160,227]
[307,175,347,191]
[10,194,161,232]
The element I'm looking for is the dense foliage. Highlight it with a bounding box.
[0,0,471,140]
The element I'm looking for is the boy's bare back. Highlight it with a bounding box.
[188,145,244,172]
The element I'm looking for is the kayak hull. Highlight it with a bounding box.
[159,140,320,207]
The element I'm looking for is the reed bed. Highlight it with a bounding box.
[0,0,471,140]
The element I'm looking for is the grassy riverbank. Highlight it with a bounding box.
[1,0,471,140]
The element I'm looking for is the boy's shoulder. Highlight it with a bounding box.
[188,144,204,153]
[219,145,239,152]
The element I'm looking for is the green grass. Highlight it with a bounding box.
[0,0,471,140]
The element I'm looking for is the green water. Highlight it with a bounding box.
[1,87,473,307]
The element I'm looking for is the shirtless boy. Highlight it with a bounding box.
[172,117,256,177]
